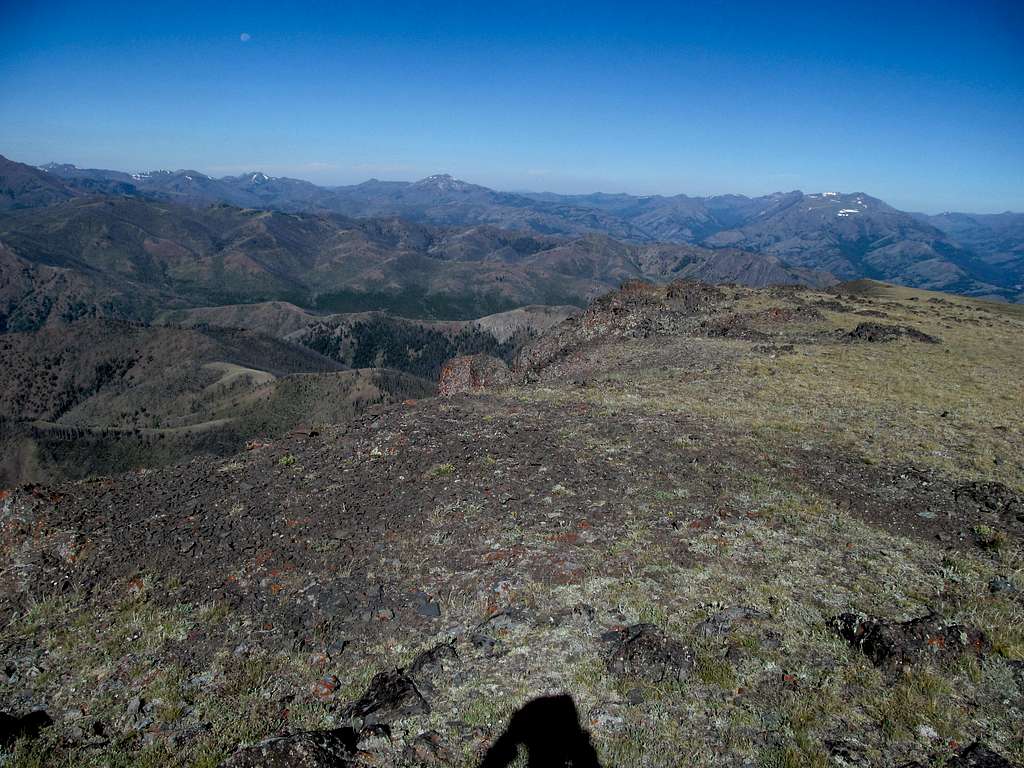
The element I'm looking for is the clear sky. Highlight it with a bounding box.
[1,0,1021,213]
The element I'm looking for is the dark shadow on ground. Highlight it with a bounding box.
[478,694,601,768]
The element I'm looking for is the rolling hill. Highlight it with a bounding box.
[0,318,436,483]
[0,190,833,330]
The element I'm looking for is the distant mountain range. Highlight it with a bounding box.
[0,156,834,332]
[1,154,1021,303]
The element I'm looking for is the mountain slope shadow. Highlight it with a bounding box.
[478,695,601,768]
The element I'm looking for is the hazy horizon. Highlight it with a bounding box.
[6,153,1017,217]
[2,1,1022,214]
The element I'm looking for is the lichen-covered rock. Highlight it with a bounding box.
[218,728,357,768]
[833,612,990,668]
[437,354,512,396]
[603,623,694,682]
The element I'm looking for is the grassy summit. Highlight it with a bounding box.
[1,280,1021,767]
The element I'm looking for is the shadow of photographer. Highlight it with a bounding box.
[478,694,601,768]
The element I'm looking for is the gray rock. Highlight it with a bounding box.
[413,591,441,618]
[988,577,1016,594]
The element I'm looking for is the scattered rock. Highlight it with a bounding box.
[753,343,796,356]
[355,723,391,752]
[469,632,499,656]
[587,702,626,732]
[407,642,460,699]
[833,612,990,668]
[126,696,144,718]
[603,623,695,682]
[218,727,357,768]
[843,322,939,344]
[312,674,340,699]
[480,609,526,632]
[955,481,1023,522]
[326,639,348,660]
[902,741,1015,768]
[988,577,1016,594]
[338,670,429,728]
[408,642,459,684]
[540,602,596,627]
[825,737,871,767]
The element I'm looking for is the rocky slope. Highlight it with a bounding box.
[1,280,1021,767]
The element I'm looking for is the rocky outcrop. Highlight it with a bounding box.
[437,354,512,396]
[843,322,939,343]
[954,481,1023,522]
[834,612,989,668]
[337,670,429,729]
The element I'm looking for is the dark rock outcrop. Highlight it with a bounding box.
[603,623,694,682]
[954,481,1023,522]
[337,670,429,728]
[833,612,990,668]
[902,741,1015,768]
[843,322,939,344]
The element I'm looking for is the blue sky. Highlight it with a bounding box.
[1,0,1021,212]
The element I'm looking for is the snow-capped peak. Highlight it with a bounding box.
[414,174,471,192]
